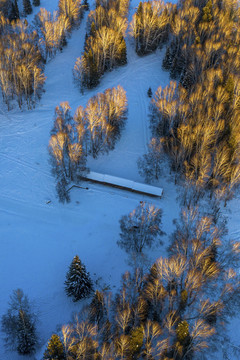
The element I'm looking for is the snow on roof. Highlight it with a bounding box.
[85,171,163,197]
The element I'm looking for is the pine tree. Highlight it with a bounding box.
[1,289,37,355]
[135,2,144,54]
[147,87,152,98]
[56,175,70,204]
[119,36,127,65]
[65,255,93,301]
[9,0,20,22]
[33,0,40,6]
[23,0,32,15]
[162,45,173,71]
[83,0,89,11]
[16,310,37,355]
[87,49,99,88]
[44,334,66,360]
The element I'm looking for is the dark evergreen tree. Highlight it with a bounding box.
[147,87,152,98]
[16,310,37,355]
[135,2,144,54]
[65,255,93,301]
[9,0,20,22]
[56,175,70,204]
[23,0,32,15]
[87,49,100,88]
[83,0,89,11]
[44,334,66,360]
[33,0,40,6]
[119,36,127,65]
[1,289,37,355]
[162,45,173,71]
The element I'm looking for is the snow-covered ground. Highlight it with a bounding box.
[0,0,239,359]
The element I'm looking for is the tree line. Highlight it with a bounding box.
[0,0,84,110]
[0,0,39,21]
[48,85,127,202]
[34,0,83,61]
[137,0,240,206]
[73,0,129,90]
[0,15,45,109]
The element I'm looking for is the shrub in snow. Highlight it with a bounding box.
[65,255,93,301]
[117,202,164,254]
[1,289,38,355]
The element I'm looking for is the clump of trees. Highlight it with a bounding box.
[34,0,83,62]
[49,101,88,203]
[0,0,84,110]
[34,8,71,61]
[0,0,20,20]
[58,0,82,28]
[65,255,93,301]
[1,289,38,355]
[118,201,164,254]
[84,85,127,157]
[73,0,129,90]
[49,86,127,202]
[43,207,240,359]
[138,0,240,205]
[0,15,45,109]
[130,0,174,55]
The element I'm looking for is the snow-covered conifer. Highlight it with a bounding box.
[65,255,93,301]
